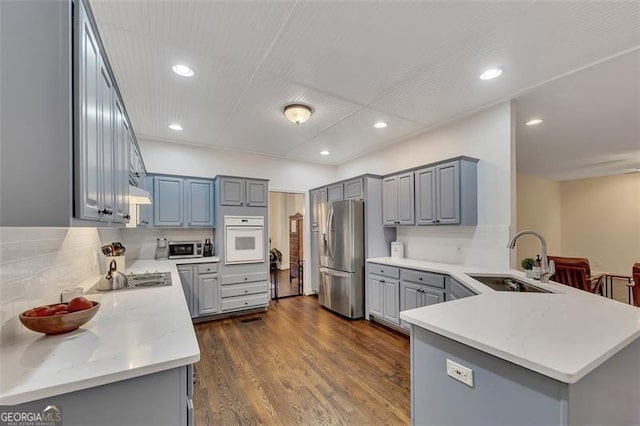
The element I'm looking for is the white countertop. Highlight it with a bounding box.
[368,257,640,384]
[0,259,202,405]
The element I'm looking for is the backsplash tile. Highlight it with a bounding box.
[122,228,214,260]
[0,227,122,343]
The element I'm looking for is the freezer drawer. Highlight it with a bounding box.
[319,267,364,319]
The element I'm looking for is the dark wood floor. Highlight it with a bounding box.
[193,295,411,425]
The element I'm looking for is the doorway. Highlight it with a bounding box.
[269,191,305,299]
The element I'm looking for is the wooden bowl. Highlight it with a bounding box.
[19,302,100,335]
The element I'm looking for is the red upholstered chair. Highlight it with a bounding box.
[547,256,604,294]
[632,263,640,307]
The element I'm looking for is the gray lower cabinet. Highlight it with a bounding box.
[154,176,214,228]
[400,281,444,330]
[383,172,414,226]
[446,276,477,300]
[220,270,269,312]
[13,366,192,426]
[415,158,478,226]
[367,263,401,325]
[177,262,219,318]
[218,176,268,207]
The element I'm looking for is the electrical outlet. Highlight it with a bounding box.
[593,260,601,268]
[446,359,474,387]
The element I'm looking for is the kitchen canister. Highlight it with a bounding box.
[391,242,405,259]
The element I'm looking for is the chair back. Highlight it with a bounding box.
[548,256,594,293]
[632,263,640,307]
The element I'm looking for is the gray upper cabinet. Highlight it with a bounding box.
[415,159,477,226]
[113,98,130,224]
[74,0,132,225]
[328,184,344,202]
[219,178,244,206]
[246,180,268,207]
[219,177,268,207]
[310,187,328,228]
[186,179,214,227]
[415,167,436,225]
[383,172,414,226]
[76,6,101,221]
[343,178,364,200]
[154,177,184,227]
[153,176,215,228]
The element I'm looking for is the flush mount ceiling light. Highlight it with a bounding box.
[168,123,183,131]
[525,118,543,126]
[320,150,330,156]
[283,104,313,125]
[172,64,194,77]
[479,67,503,80]
[374,122,388,129]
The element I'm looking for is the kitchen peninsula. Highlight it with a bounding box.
[0,259,203,425]
[371,257,640,425]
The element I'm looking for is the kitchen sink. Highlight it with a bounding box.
[125,271,172,288]
[468,275,551,293]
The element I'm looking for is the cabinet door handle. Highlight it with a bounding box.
[418,277,422,281]
[124,214,130,220]
[380,279,385,283]
[99,208,113,216]
[140,220,149,225]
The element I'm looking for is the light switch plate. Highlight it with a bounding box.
[446,359,474,387]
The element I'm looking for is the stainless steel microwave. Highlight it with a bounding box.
[168,241,203,259]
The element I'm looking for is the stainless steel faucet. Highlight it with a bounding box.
[507,230,556,283]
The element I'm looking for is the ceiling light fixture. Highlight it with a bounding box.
[320,150,330,156]
[168,123,183,131]
[525,118,543,126]
[374,122,388,129]
[172,64,194,77]
[479,68,503,80]
[283,104,313,125]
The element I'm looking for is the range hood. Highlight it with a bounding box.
[129,185,152,205]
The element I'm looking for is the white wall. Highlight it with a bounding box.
[336,102,514,269]
[0,227,122,343]
[138,139,336,193]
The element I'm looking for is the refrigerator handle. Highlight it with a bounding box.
[327,207,334,259]
[319,266,350,278]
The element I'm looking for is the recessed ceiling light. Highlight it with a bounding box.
[525,119,543,126]
[479,68,503,80]
[320,150,330,156]
[168,123,183,131]
[172,64,194,77]
[374,122,388,129]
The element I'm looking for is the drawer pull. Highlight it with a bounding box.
[244,277,248,281]
[418,277,422,281]
[244,302,248,305]
[244,290,248,293]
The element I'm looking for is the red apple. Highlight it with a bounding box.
[67,297,94,312]
[25,306,55,317]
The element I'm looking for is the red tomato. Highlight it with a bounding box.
[50,303,68,313]
[25,306,55,317]
[67,297,93,312]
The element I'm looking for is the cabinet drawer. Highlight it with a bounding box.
[220,293,269,312]
[197,263,218,274]
[221,271,269,285]
[401,269,445,288]
[221,281,268,298]
[369,263,400,279]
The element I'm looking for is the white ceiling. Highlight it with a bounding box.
[90,1,640,166]
[516,49,640,181]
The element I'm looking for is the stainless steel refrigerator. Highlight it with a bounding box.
[318,199,364,318]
